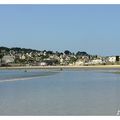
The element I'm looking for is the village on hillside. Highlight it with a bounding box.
[0,47,120,67]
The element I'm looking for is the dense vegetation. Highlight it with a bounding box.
[0,46,90,56]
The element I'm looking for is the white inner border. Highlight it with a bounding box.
[0,0,120,4]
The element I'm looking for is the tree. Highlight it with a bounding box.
[0,47,10,52]
[116,56,119,62]
[0,54,4,64]
[0,54,3,59]
[69,57,77,63]
[11,47,22,52]
[64,50,71,55]
[46,51,53,55]
[76,51,88,56]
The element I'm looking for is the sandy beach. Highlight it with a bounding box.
[1,65,120,70]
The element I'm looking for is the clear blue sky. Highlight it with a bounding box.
[0,5,120,56]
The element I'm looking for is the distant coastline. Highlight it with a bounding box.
[1,65,120,70]
[1,46,120,68]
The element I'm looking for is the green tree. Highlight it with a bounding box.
[64,50,71,55]
[76,51,88,56]
[69,57,77,63]
[0,54,4,64]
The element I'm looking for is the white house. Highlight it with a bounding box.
[75,60,84,66]
[60,58,64,64]
[2,55,15,64]
[39,62,47,66]
[108,56,116,63]
[26,53,32,57]
[20,54,26,60]
[91,59,103,64]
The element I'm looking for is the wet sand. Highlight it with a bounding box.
[1,65,120,70]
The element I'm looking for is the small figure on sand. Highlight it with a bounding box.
[60,68,63,71]
[24,69,27,72]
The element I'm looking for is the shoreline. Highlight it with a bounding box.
[1,65,120,70]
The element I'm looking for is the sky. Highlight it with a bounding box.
[0,5,120,56]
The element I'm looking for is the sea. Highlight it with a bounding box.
[0,68,120,116]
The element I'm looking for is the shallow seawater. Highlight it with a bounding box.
[0,69,120,115]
